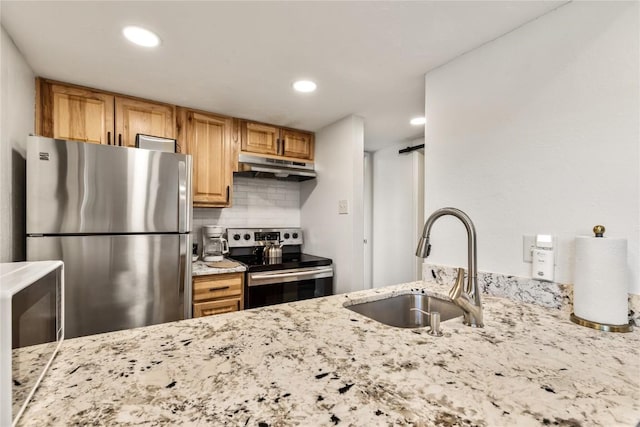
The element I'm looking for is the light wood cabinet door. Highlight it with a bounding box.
[193,298,242,317]
[115,97,175,148]
[240,120,315,162]
[241,121,279,156]
[43,83,114,145]
[183,110,233,207]
[281,128,314,160]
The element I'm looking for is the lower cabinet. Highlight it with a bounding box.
[192,272,244,318]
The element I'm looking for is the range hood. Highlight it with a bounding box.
[234,153,316,182]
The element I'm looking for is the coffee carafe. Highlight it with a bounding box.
[202,226,229,262]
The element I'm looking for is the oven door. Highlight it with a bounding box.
[246,265,333,309]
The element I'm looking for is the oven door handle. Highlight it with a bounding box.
[248,266,333,287]
[251,267,334,280]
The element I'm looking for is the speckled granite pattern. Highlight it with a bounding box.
[424,263,640,326]
[192,260,246,276]
[630,294,640,327]
[19,281,640,426]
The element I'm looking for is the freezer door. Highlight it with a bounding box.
[27,234,189,339]
[27,136,191,234]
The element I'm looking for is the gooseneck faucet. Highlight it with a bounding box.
[416,207,484,327]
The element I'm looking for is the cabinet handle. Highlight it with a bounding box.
[107,131,111,145]
[281,138,285,155]
[204,306,234,316]
[208,286,230,292]
[276,138,280,154]
[118,134,122,147]
[226,185,230,203]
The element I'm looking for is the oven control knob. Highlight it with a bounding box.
[244,234,251,241]
[292,232,299,239]
[233,234,241,241]
[284,233,290,239]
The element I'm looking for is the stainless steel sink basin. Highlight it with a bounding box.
[345,293,464,328]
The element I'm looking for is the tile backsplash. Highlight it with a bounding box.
[192,177,301,243]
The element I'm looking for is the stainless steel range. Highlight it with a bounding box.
[226,228,333,309]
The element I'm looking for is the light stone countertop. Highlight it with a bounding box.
[18,279,640,426]
[192,259,246,276]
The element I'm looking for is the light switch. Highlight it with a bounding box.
[338,200,349,215]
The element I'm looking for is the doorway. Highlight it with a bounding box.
[369,141,424,288]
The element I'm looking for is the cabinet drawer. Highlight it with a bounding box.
[193,273,242,302]
[193,298,241,318]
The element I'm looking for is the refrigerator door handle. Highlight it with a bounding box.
[180,234,192,319]
[178,160,187,233]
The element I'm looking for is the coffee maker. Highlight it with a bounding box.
[202,226,229,262]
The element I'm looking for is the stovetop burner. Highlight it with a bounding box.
[228,253,332,273]
[225,227,332,272]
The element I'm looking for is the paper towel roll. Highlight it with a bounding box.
[574,236,628,325]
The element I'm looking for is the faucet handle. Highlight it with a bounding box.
[448,267,484,328]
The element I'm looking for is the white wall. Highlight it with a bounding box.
[0,26,35,262]
[423,2,640,293]
[192,176,300,242]
[301,115,365,295]
[372,139,424,288]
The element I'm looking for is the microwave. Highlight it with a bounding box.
[135,133,177,153]
[0,261,64,426]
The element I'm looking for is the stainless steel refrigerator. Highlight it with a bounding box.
[26,136,192,339]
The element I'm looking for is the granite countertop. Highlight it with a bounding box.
[192,259,246,276]
[19,280,640,426]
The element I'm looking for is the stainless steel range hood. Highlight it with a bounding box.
[235,153,316,182]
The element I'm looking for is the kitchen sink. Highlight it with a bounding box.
[345,293,464,328]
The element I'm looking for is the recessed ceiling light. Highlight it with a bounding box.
[293,80,317,93]
[123,26,160,47]
[410,117,426,126]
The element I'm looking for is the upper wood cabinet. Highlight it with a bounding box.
[280,128,314,160]
[114,97,175,148]
[36,79,175,148]
[241,121,279,156]
[178,108,233,207]
[36,81,115,145]
[240,120,314,161]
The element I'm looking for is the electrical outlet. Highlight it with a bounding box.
[523,235,535,262]
[338,200,349,215]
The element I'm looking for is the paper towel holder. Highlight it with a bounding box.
[570,224,632,333]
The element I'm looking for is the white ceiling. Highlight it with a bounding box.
[1,1,565,151]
